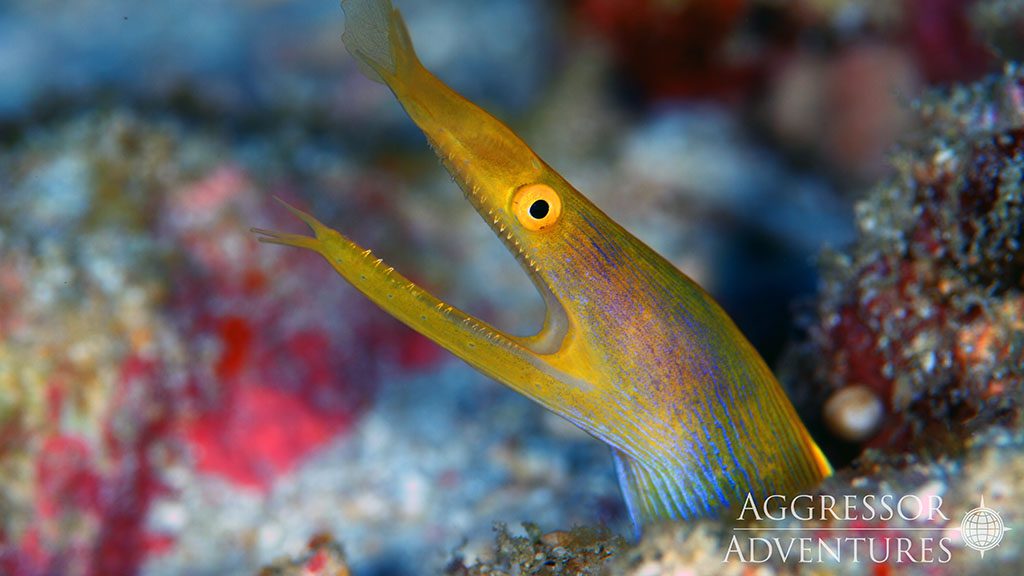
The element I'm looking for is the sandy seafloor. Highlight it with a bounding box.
[2,0,1024,575]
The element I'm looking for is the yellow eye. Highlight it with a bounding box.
[512,184,562,231]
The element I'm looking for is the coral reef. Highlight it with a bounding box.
[0,114,195,575]
[790,63,1024,456]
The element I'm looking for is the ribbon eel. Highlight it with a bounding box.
[253,0,832,532]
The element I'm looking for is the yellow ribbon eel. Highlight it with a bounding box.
[253,0,832,532]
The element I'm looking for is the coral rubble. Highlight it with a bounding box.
[444,523,624,576]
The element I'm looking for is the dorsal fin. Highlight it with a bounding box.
[340,0,420,84]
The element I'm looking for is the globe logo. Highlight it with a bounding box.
[961,497,1010,557]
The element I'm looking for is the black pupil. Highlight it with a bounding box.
[529,199,550,219]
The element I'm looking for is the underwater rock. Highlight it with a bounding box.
[444,523,624,576]
[610,523,740,576]
[786,63,1024,455]
[0,112,193,576]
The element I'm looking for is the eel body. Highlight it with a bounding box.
[254,0,832,532]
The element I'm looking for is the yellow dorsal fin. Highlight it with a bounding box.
[340,0,420,84]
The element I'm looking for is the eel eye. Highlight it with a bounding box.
[512,184,562,231]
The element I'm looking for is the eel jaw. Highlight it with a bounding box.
[518,280,572,356]
[255,195,570,356]
[428,139,575,358]
[253,197,610,433]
